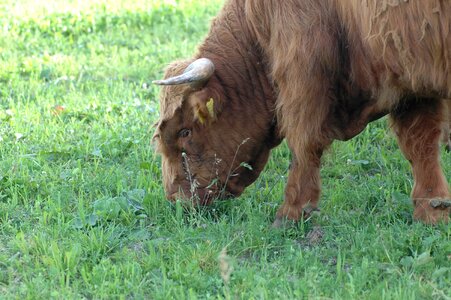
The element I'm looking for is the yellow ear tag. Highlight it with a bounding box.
[206,98,215,119]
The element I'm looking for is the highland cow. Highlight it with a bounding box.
[153,0,451,224]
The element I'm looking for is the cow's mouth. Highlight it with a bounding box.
[167,184,238,205]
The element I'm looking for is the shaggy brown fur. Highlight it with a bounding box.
[154,0,451,223]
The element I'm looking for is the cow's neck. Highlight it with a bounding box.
[195,0,281,145]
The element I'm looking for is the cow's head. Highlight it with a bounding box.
[153,58,281,204]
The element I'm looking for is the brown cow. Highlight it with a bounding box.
[153,0,451,224]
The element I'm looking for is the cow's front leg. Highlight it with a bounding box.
[391,99,450,224]
[443,100,451,152]
[273,143,328,227]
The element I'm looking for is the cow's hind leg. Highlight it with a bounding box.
[391,99,450,224]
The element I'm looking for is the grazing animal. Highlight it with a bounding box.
[153,0,451,224]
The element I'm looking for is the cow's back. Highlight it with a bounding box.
[245,0,450,98]
[338,0,451,98]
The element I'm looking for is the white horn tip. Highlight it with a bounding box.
[152,80,164,85]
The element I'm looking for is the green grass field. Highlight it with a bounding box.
[0,0,450,298]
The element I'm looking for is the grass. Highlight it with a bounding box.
[0,0,450,298]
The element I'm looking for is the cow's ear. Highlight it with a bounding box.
[188,89,220,125]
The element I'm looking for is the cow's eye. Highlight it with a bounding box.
[178,128,191,138]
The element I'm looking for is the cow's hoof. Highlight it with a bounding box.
[272,206,320,228]
[271,217,296,229]
[413,198,450,224]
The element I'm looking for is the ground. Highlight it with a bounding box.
[0,0,450,298]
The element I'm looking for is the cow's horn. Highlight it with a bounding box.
[153,58,215,87]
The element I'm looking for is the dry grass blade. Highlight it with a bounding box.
[218,247,233,285]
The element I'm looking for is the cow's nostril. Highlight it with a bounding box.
[167,193,177,201]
